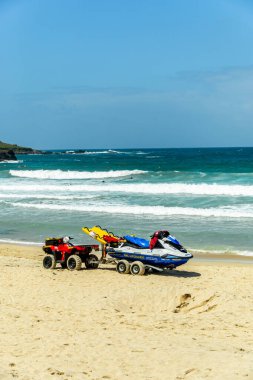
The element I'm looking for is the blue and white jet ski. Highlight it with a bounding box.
[82,226,192,275]
[107,231,193,275]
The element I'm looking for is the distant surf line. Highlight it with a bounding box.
[9,169,147,180]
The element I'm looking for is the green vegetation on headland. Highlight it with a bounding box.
[0,140,43,161]
[0,141,36,153]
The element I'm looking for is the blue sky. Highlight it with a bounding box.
[0,0,253,149]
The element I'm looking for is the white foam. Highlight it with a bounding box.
[235,250,253,257]
[0,238,42,246]
[191,248,253,257]
[0,193,97,200]
[0,160,23,164]
[83,150,114,154]
[9,169,147,180]
[107,149,124,154]
[3,182,253,197]
[8,202,253,218]
[82,149,126,155]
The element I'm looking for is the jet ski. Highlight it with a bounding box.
[82,226,193,275]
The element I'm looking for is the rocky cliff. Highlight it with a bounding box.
[0,150,17,162]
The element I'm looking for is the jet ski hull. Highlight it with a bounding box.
[107,247,192,269]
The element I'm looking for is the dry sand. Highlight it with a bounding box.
[0,244,252,380]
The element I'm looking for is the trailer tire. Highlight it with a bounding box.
[116,260,130,274]
[43,254,56,270]
[67,255,82,271]
[85,254,99,269]
[130,261,145,276]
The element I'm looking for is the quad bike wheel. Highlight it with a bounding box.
[67,255,82,271]
[116,260,130,274]
[43,254,56,270]
[130,261,145,276]
[85,254,99,269]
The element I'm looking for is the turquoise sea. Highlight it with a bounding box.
[0,147,253,256]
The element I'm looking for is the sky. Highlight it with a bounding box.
[0,0,253,149]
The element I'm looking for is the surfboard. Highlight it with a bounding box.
[82,225,123,244]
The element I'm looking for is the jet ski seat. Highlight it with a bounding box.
[123,235,150,249]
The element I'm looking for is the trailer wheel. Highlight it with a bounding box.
[67,255,82,271]
[130,261,145,276]
[43,255,56,270]
[116,260,130,274]
[85,254,99,269]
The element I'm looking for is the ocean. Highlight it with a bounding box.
[0,147,253,257]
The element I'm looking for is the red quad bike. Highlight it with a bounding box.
[42,236,99,271]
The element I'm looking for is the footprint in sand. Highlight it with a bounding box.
[173,293,192,313]
[174,293,217,314]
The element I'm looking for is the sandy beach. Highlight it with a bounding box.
[0,244,252,380]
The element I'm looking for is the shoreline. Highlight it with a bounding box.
[0,242,253,265]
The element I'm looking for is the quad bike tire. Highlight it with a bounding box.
[130,261,145,276]
[116,260,130,274]
[67,255,82,271]
[85,254,99,269]
[43,254,56,270]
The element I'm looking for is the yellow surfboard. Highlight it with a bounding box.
[82,225,121,244]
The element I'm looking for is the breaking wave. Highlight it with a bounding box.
[82,149,128,155]
[9,169,147,180]
[3,182,253,196]
[8,202,253,218]
[0,193,98,200]
[0,160,23,164]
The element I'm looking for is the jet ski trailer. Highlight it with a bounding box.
[82,226,193,275]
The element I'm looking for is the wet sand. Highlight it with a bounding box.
[0,243,252,380]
